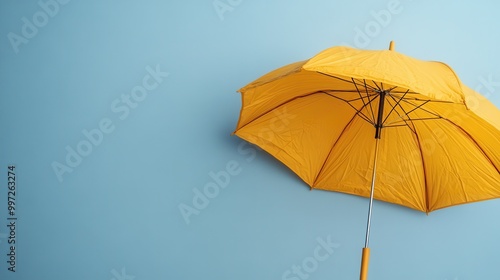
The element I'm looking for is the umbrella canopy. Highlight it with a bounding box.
[234,43,500,213]
[233,42,500,279]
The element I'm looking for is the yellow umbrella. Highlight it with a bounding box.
[233,41,500,280]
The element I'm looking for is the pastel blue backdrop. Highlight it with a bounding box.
[1,1,499,279]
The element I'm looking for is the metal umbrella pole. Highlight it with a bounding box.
[360,88,386,280]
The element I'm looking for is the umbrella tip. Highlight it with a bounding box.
[389,41,395,51]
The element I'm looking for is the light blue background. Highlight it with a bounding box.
[1,1,499,279]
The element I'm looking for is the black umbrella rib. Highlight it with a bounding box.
[321,90,378,103]
[316,72,379,91]
[372,81,398,93]
[363,79,377,122]
[400,99,444,119]
[384,117,443,127]
[405,117,443,122]
[390,90,419,94]
[382,89,409,124]
[444,118,500,175]
[385,95,418,135]
[382,124,410,128]
[385,85,399,92]
[411,128,431,212]
[321,89,368,93]
[372,80,383,91]
[403,99,431,116]
[236,91,327,132]
[238,88,380,135]
[352,78,374,123]
[322,92,375,125]
[317,72,380,122]
[403,97,456,104]
[399,107,420,136]
[384,93,446,127]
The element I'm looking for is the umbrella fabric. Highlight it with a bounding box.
[234,45,500,213]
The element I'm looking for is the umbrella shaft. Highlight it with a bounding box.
[364,138,380,248]
[364,90,385,247]
[375,91,386,139]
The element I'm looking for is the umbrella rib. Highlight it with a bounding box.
[321,90,379,102]
[383,124,411,128]
[385,91,422,95]
[352,78,374,123]
[382,90,409,124]
[412,127,431,213]
[444,118,500,175]
[235,91,325,132]
[312,112,359,187]
[322,92,376,126]
[384,94,444,131]
[403,97,456,103]
[372,81,383,91]
[387,85,399,92]
[402,99,432,117]
[237,88,377,134]
[400,99,444,119]
[385,95,418,135]
[322,89,370,93]
[345,94,379,103]
[403,103,424,135]
[313,72,380,123]
[388,90,417,94]
[316,72,379,91]
[385,117,443,126]
[363,79,376,123]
